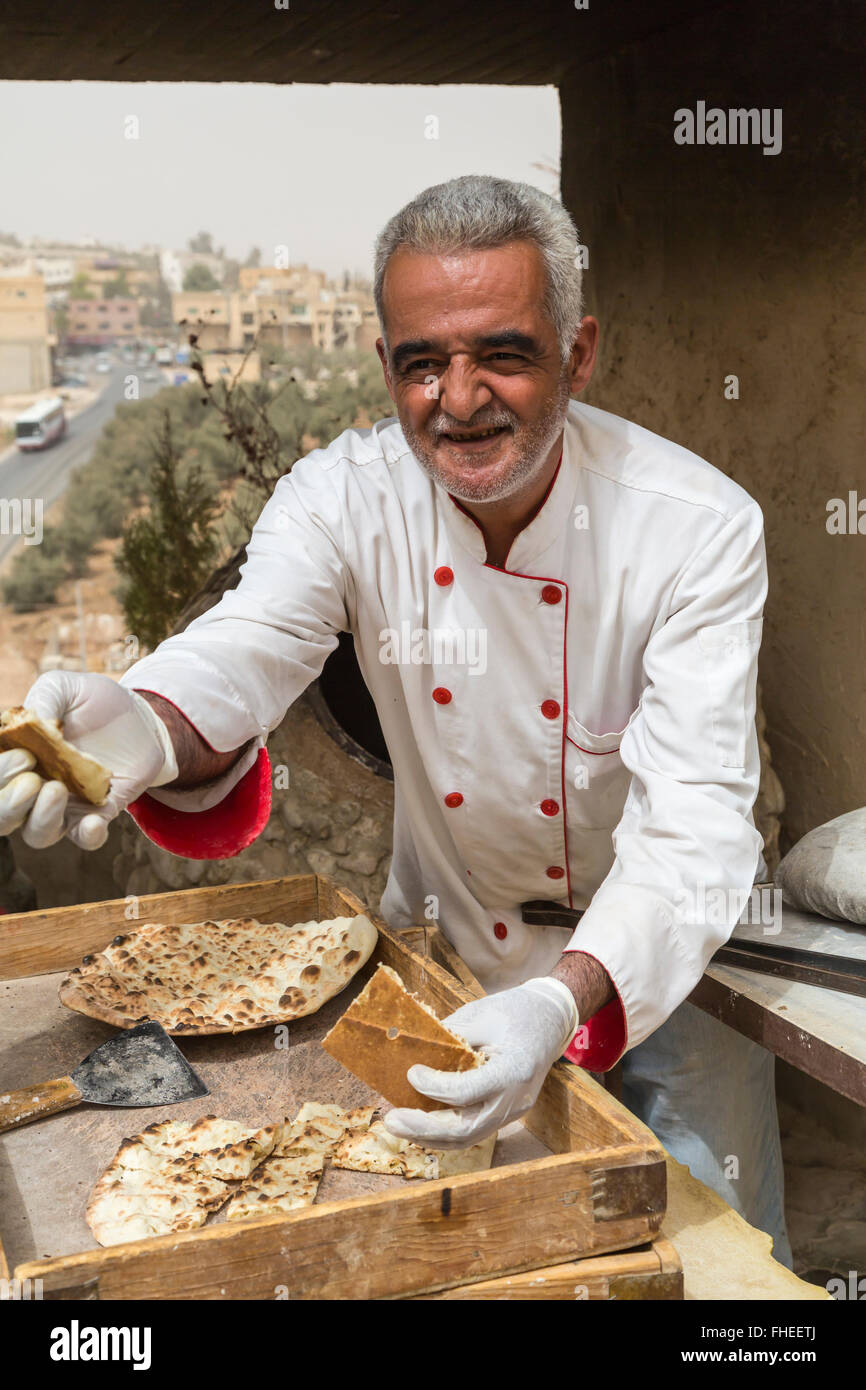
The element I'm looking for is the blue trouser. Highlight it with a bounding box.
[617,999,794,1269]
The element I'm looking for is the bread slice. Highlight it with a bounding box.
[0,705,111,804]
[331,1120,496,1180]
[322,963,480,1112]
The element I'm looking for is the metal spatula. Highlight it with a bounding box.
[0,1021,209,1134]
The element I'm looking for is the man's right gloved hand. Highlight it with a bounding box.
[0,672,178,851]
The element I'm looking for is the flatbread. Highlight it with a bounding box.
[274,1102,377,1157]
[85,1114,281,1247]
[134,1115,281,1180]
[59,913,378,1034]
[0,705,111,804]
[322,964,481,1111]
[222,1154,326,1223]
[332,1120,496,1181]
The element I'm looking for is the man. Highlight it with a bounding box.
[0,175,791,1266]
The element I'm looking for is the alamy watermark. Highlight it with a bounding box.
[674,882,782,933]
[0,497,43,545]
[674,102,782,156]
[379,622,487,675]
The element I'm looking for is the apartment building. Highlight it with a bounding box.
[66,297,141,346]
[0,275,51,395]
[172,267,378,357]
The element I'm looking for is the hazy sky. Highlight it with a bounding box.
[0,82,561,278]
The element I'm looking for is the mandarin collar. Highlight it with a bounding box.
[433,415,579,570]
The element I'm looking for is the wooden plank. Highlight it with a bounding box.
[417,1237,683,1300]
[14,1145,665,1301]
[690,903,866,1105]
[0,875,319,981]
[690,969,866,1106]
[426,926,487,997]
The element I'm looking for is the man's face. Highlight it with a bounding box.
[377,241,587,505]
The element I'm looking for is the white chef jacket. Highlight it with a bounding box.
[121,399,767,1069]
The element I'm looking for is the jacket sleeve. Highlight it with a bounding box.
[563,500,768,1064]
[119,464,351,858]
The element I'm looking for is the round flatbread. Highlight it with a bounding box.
[59,913,378,1034]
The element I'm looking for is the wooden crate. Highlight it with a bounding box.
[0,874,679,1300]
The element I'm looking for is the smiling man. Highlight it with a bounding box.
[0,175,791,1267]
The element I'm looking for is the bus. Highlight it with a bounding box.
[15,397,67,452]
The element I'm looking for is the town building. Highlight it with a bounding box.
[0,275,51,395]
[171,266,377,357]
[65,297,141,347]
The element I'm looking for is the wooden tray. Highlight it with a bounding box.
[0,873,678,1301]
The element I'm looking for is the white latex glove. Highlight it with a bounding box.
[383,977,579,1150]
[0,671,178,851]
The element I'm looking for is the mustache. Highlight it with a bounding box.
[429,414,516,436]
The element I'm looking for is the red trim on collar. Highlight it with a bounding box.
[447,444,564,558]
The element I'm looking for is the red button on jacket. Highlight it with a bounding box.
[546,865,565,879]
[541,699,560,719]
[493,921,508,940]
[444,792,463,808]
[434,566,454,586]
[541,584,562,605]
[432,687,452,704]
[541,799,560,817]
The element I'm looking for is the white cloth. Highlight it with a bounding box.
[120,399,766,1055]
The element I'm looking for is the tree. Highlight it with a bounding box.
[140,274,173,329]
[243,246,262,269]
[188,230,215,255]
[68,272,94,300]
[103,268,132,299]
[221,257,241,292]
[53,300,69,346]
[182,262,221,292]
[116,412,220,649]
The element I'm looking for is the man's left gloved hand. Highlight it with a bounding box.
[382,977,579,1150]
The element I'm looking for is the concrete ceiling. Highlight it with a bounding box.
[0,0,710,85]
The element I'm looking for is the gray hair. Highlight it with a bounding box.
[373,174,583,365]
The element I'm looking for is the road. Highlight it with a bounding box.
[0,367,167,569]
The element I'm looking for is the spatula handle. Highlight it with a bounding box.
[0,1076,83,1133]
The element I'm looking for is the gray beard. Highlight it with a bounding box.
[401,371,573,504]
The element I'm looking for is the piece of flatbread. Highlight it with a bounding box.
[332,1120,497,1181]
[0,705,111,804]
[59,913,378,1034]
[133,1115,281,1180]
[322,963,481,1111]
[220,1102,376,1225]
[274,1102,376,1157]
[86,1114,286,1247]
[87,1177,223,1245]
[222,1154,326,1223]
